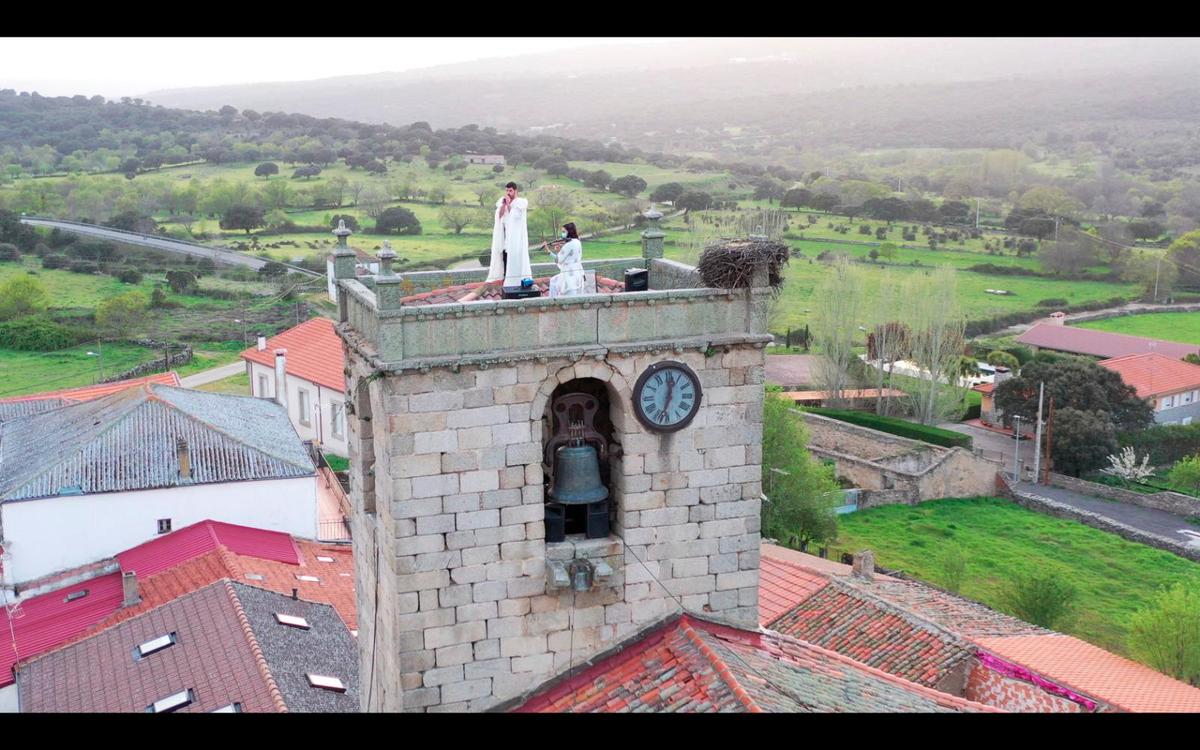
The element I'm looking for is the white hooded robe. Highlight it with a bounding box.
[487,196,532,286]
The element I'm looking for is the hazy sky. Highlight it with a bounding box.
[0,37,663,98]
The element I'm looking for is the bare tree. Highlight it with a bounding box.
[348,180,365,206]
[359,184,391,220]
[531,185,576,239]
[811,255,866,406]
[737,207,789,240]
[475,185,498,207]
[439,204,476,235]
[866,276,908,416]
[904,267,967,425]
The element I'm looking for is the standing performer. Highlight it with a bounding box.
[488,181,532,288]
[543,222,586,298]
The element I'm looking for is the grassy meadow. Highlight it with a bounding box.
[1075,311,1200,345]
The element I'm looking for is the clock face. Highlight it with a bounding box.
[633,362,703,432]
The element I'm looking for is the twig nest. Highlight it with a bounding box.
[697,239,789,289]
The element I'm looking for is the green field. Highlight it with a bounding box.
[194,370,250,395]
[0,341,159,397]
[1075,312,1200,345]
[833,497,1200,656]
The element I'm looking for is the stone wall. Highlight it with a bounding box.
[347,344,765,712]
[994,474,1200,563]
[650,258,702,290]
[964,663,1088,713]
[386,259,647,295]
[1046,473,1200,519]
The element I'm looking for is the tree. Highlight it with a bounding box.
[1128,220,1164,241]
[905,267,968,425]
[0,273,48,320]
[986,350,1020,371]
[359,184,390,220]
[438,205,475,235]
[1167,231,1200,290]
[532,185,576,238]
[104,210,156,234]
[781,188,813,210]
[609,175,647,198]
[1168,455,1200,495]
[165,269,197,294]
[474,185,498,208]
[1101,446,1154,483]
[650,182,685,204]
[95,290,148,337]
[1051,407,1120,476]
[260,179,293,210]
[258,261,287,279]
[877,242,898,261]
[1018,185,1083,218]
[254,162,279,180]
[329,214,360,232]
[761,389,842,547]
[375,206,422,235]
[0,243,19,262]
[219,205,266,234]
[676,190,712,211]
[292,165,321,180]
[1127,583,1200,685]
[811,255,865,405]
[1001,572,1077,629]
[809,193,839,212]
[1039,237,1098,275]
[583,170,612,190]
[426,184,448,204]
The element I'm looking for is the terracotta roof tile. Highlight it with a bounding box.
[758,555,830,625]
[515,615,995,713]
[977,634,1200,713]
[240,317,345,391]
[1098,352,1200,399]
[1016,322,1198,360]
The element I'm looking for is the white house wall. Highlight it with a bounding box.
[0,684,16,713]
[248,362,348,457]
[0,476,317,585]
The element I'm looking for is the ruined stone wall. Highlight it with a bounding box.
[346,344,765,712]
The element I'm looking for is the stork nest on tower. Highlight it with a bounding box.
[696,239,789,291]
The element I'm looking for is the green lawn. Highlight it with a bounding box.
[194,371,250,395]
[1075,312,1200,345]
[832,497,1200,656]
[0,341,160,397]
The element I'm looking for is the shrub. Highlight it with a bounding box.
[41,254,69,269]
[0,315,81,350]
[114,268,143,284]
[68,260,100,274]
[1127,583,1200,685]
[762,390,842,546]
[1001,572,1077,629]
[95,290,149,337]
[938,544,967,594]
[0,242,19,261]
[0,273,49,321]
[374,207,422,235]
[806,408,972,449]
[1036,298,1069,307]
[1120,423,1200,465]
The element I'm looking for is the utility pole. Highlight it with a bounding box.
[1053,216,1060,243]
[1033,382,1044,484]
[1044,398,1055,481]
[1154,256,1162,304]
[1012,415,1022,482]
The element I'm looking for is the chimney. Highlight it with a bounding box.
[292,587,299,601]
[176,438,191,480]
[257,335,267,351]
[993,366,1011,385]
[122,571,141,607]
[274,348,288,408]
[851,550,875,581]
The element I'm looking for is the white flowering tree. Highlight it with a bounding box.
[1100,446,1154,483]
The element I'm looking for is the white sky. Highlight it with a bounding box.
[0,37,660,98]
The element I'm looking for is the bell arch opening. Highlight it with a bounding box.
[541,377,621,542]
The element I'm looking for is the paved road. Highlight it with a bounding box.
[1015,481,1200,549]
[19,217,321,278]
[765,355,823,388]
[179,361,246,388]
[939,422,1036,469]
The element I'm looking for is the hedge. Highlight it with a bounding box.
[1120,423,1200,466]
[805,408,973,449]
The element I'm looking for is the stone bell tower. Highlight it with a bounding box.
[335,221,772,712]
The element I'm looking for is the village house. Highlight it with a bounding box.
[1099,352,1200,425]
[241,317,349,457]
[0,519,356,713]
[462,154,506,166]
[1015,321,1199,360]
[0,384,319,589]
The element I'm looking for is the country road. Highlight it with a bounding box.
[179,361,246,388]
[19,217,322,278]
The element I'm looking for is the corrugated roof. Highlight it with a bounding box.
[240,317,345,392]
[118,520,301,578]
[1015,322,1199,360]
[515,615,995,713]
[977,634,1200,713]
[0,384,314,502]
[1098,352,1200,399]
[0,371,180,423]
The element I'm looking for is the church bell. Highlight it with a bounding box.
[551,442,609,505]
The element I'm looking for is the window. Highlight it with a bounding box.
[1161,396,1174,410]
[136,632,177,659]
[296,574,319,582]
[316,556,334,563]
[64,589,88,603]
[306,674,346,693]
[299,389,312,426]
[1183,391,1194,406]
[331,402,346,440]
[147,688,194,713]
[157,518,172,535]
[211,703,242,713]
[258,374,269,397]
[245,573,264,581]
[275,613,310,629]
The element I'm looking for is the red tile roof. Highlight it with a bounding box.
[1098,352,1200,399]
[515,615,996,713]
[0,371,180,406]
[758,555,830,625]
[1,520,354,688]
[400,275,624,307]
[977,634,1200,713]
[972,382,996,395]
[240,317,345,391]
[1015,322,1199,360]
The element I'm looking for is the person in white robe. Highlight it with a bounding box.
[544,222,586,298]
[488,181,532,286]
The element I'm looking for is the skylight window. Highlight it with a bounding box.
[296,574,319,582]
[245,573,264,581]
[211,703,243,713]
[306,674,346,693]
[64,589,88,603]
[147,688,194,713]
[275,613,310,629]
[136,632,177,659]
[316,556,334,563]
